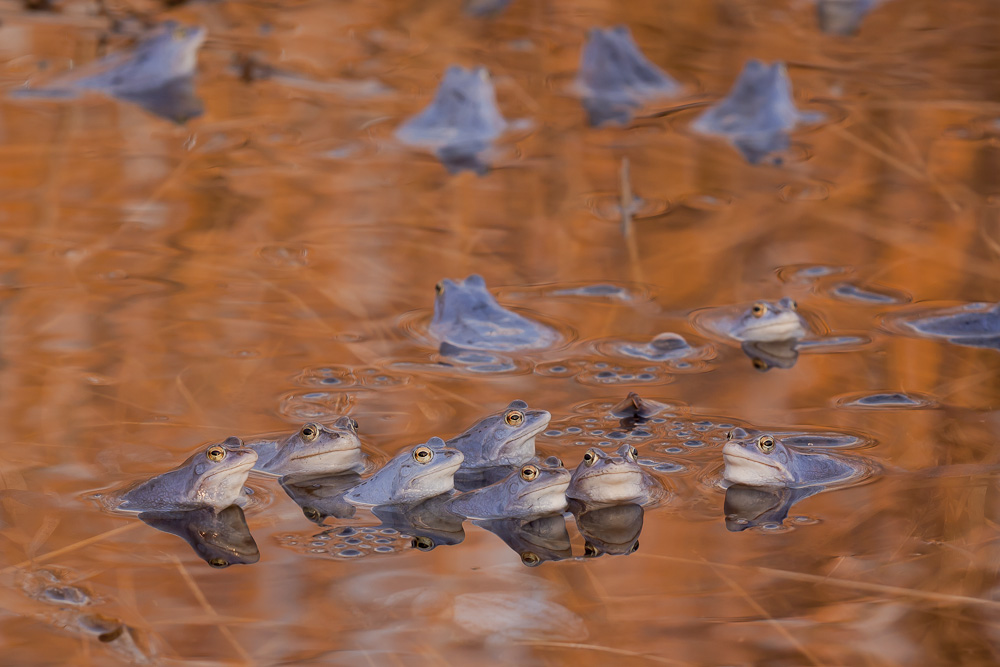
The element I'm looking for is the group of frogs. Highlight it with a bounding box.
[106,273,959,567]
[16,1,880,165]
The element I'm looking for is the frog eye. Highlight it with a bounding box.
[629,540,640,554]
[300,423,321,442]
[208,557,230,569]
[787,299,798,310]
[758,435,776,453]
[520,465,539,481]
[628,447,638,461]
[751,302,767,318]
[413,446,434,464]
[434,281,444,295]
[520,551,541,567]
[583,450,598,467]
[350,418,359,431]
[206,446,226,462]
[303,507,322,522]
[583,543,599,558]
[504,410,525,427]
[412,536,435,551]
[752,358,768,371]
[726,431,733,440]
[172,27,188,41]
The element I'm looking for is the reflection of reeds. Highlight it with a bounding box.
[170,555,253,663]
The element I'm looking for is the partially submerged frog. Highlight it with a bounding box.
[36,22,206,122]
[372,495,466,550]
[692,60,821,163]
[618,332,695,361]
[573,503,643,557]
[138,505,259,568]
[899,302,1000,351]
[611,392,670,420]
[817,0,877,35]
[722,428,864,488]
[115,437,257,512]
[576,25,680,126]
[567,444,662,506]
[446,399,550,469]
[476,514,572,566]
[247,417,363,477]
[344,438,463,507]
[430,275,559,352]
[395,66,506,173]
[741,338,800,371]
[447,458,570,520]
[728,298,808,342]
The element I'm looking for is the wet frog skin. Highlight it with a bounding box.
[722,429,862,488]
[446,399,550,469]
[727,298,808,342]
[430,275,560,352]
[247,417,363,477]
[116,437,257,512]
[447,459,570,520]
[567,444,662,506]
[344,438,464,507]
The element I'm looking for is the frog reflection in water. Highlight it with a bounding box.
[247,417,363,477]
[138,505,259,568]
[430,275,559,352]
[728,298,807,343]
[448,458,570,520]
[344,438,463,507]
[476,514,572,566]
[574,503,643,557]
[692,60,822,163]
[40,22,206,121]
[741,338,800,371]
[395,66,506,173]
[576,25,680,126]
[447,399,550,469]
[817,0,877,35]
[116,437,257,512]
[723,484,824,532]
[722,428,862,488]
[567,444,662,506]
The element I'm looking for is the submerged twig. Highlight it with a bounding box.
[620,157,644,284]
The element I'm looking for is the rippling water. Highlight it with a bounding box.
[2,0,1000,664]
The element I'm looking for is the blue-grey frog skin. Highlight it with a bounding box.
[138,505,259,568]
[372,494,466,551]
[900,302,1000,351]
[577,25,680,126]
[280,472,362,524]
[116,437,257,512]
[395,66,506,173]
[430,274,559,352]
[446,399,550,469]
[447,458,570,520]
[573,502,643,557]
[817,0,877,35]
[344,437,464,507]
[247,417,363,477]
[34,22,206,121]
[727,298,808,342]
[722,428,864,488]
[692,60,821,163]
[476,513,572,566]
[567,444,662,506]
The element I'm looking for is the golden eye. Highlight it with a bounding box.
[350,418,359,431]
[208,557,229,569]
[787,300,798,310]
[300,423,320,441]
[504,410,525,426]
[303,507,321,522]
[758,435,776,453]
[520,465,539,481]
[206,446,226,462]
[520,551,541,567]
[413,446,434,464]
[412,536,435,551]
[629,447,638,460]
[584,543,599,558]
[629,540,640,554]
[726,431,733,440]
[434,282,444,295]
[752,358,768,371]
[583,450,597,467]
[751,302,767,318]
